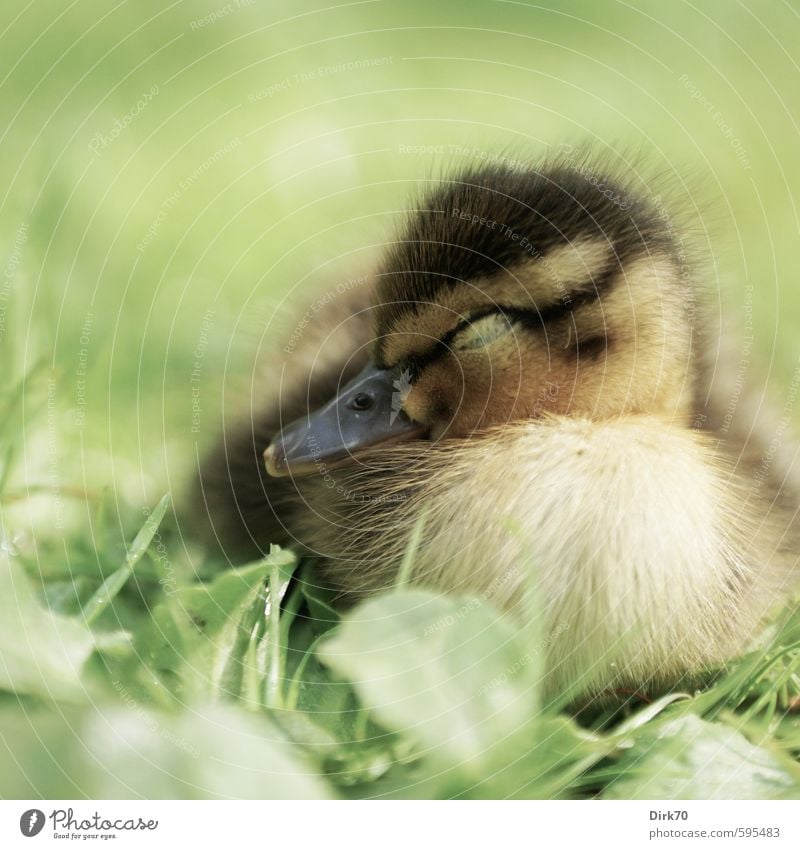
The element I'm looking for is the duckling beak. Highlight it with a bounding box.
[264,361,425,478]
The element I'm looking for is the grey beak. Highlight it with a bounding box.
[264,361,424,478]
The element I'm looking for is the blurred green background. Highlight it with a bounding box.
[2,0,800,801]
[2,0,799,533]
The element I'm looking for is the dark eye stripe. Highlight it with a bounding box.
[397,267,617,377]
[441,305,504,348]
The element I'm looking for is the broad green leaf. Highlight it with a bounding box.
[319,590,541,768]
[0,702,330,799]
[318,589,611,797]
[603,714,800,799]
[0,552,94,702]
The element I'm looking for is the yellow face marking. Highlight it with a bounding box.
[377,239,610,367]
[382,250,691,436]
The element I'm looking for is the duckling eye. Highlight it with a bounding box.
[452,311,515,352]
[349,392,373,411]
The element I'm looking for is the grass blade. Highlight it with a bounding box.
[266,545,289,708]
[82,493,171,625]
[394,510,427,590]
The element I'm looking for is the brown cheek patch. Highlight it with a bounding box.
[405,355,507,436]
[412,338,549,435]
[404,362,458,429]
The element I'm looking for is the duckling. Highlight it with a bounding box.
[196,157,800,698]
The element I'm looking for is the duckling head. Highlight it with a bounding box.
[266,158,695,474]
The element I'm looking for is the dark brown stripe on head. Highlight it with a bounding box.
[374,161,678,342]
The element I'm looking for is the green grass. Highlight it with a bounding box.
[2,0,800,799]
[2,495,800,799]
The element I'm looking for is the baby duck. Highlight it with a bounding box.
[198,158,800,698]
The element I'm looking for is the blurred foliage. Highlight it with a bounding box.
[2,523,800,799]
[1,0,800,799]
